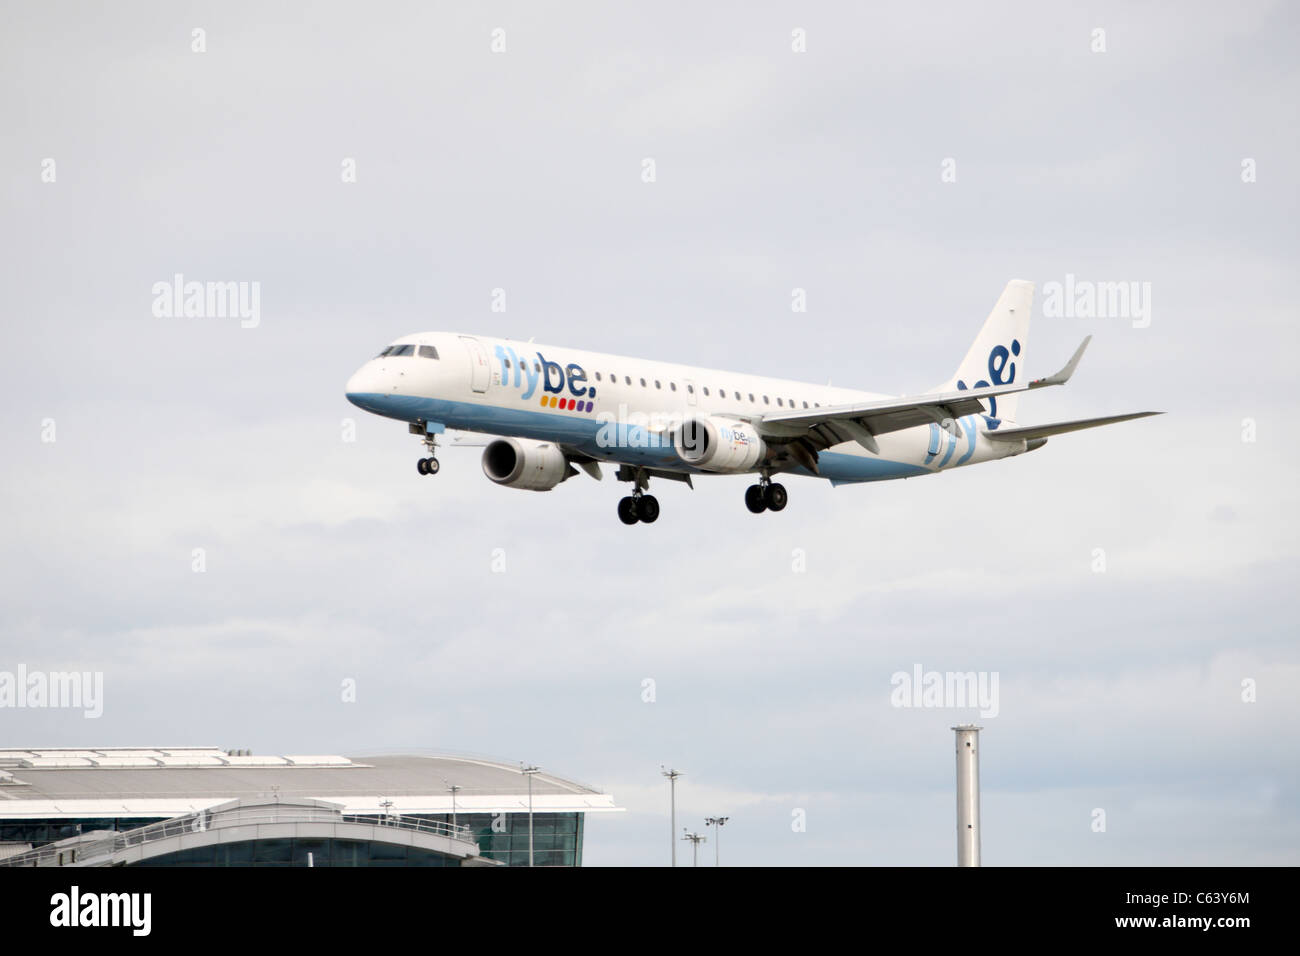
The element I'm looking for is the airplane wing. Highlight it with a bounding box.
[982,411,1162,442]
[756,337,1094,459]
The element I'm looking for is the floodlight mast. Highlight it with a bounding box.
[660,767,683,867]
[705,816,729,866]
[682,829,706,867]
[521,765,541,867]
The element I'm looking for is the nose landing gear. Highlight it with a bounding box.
[412,423,440,476]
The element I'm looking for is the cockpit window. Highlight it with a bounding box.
[418,345,439,359]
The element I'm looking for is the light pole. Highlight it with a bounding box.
[705,816,729,866]
[521,765,540,867]
[682,829,706,867]
[661,767,683,866]
[448,783,461,831]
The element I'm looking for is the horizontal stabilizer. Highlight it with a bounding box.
[985,411,1162,442]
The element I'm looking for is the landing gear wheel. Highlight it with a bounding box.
[617,496,640,525]
[413,423,441,476]
[745,485,768,514]
[636,494,660,523]
[764,482,788,512]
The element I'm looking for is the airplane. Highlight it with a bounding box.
[344,280,1161,524]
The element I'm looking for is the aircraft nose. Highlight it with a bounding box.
[345,364,380,406]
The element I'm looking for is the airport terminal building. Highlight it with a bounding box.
[0,748,621,867]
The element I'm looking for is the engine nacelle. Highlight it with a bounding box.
[482,437,572,491]
[672,416,767,473]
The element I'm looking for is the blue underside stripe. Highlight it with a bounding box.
[346,392,931,484]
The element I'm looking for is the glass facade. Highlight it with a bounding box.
[135,837,458,867]
[3,811,587,866]
[0,817,165,846]
[401,812,584,867]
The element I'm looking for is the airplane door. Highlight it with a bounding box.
[460,336,491,393]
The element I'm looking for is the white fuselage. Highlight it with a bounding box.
[345,332,1024,485]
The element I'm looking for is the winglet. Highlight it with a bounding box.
[1029,335,1091,389]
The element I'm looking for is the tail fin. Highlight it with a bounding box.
[934,280,1034,423]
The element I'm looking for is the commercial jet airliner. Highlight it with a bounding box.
[344,280,1160,524]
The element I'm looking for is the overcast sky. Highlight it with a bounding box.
[2,1,1297,865]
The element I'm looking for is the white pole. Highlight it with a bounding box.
[670,775,677,866]
[706,816,728,866]
[522,765,540,867]
[953,724,983,867]
[661,768,682,867]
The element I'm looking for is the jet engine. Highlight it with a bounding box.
[672,416,767,473]
[482,437,574,491]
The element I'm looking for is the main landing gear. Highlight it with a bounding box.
[745,475,787,514]
[617,492,660,525]
[615,464,659,525]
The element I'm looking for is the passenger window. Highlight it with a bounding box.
[802,401,808,408]
[640,377,646,387]
[734,391,741,400]
[687,384,694,394]
[703,387,710,396]
[670,382,677,391]
[777,397,784,407]
[655,380,661,389]
[595,372,601,381]
[763,395,769,404]
[625,375,632,385]
[748,393,755,402]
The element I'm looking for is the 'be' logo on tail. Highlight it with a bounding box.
[957,340,1019,425]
